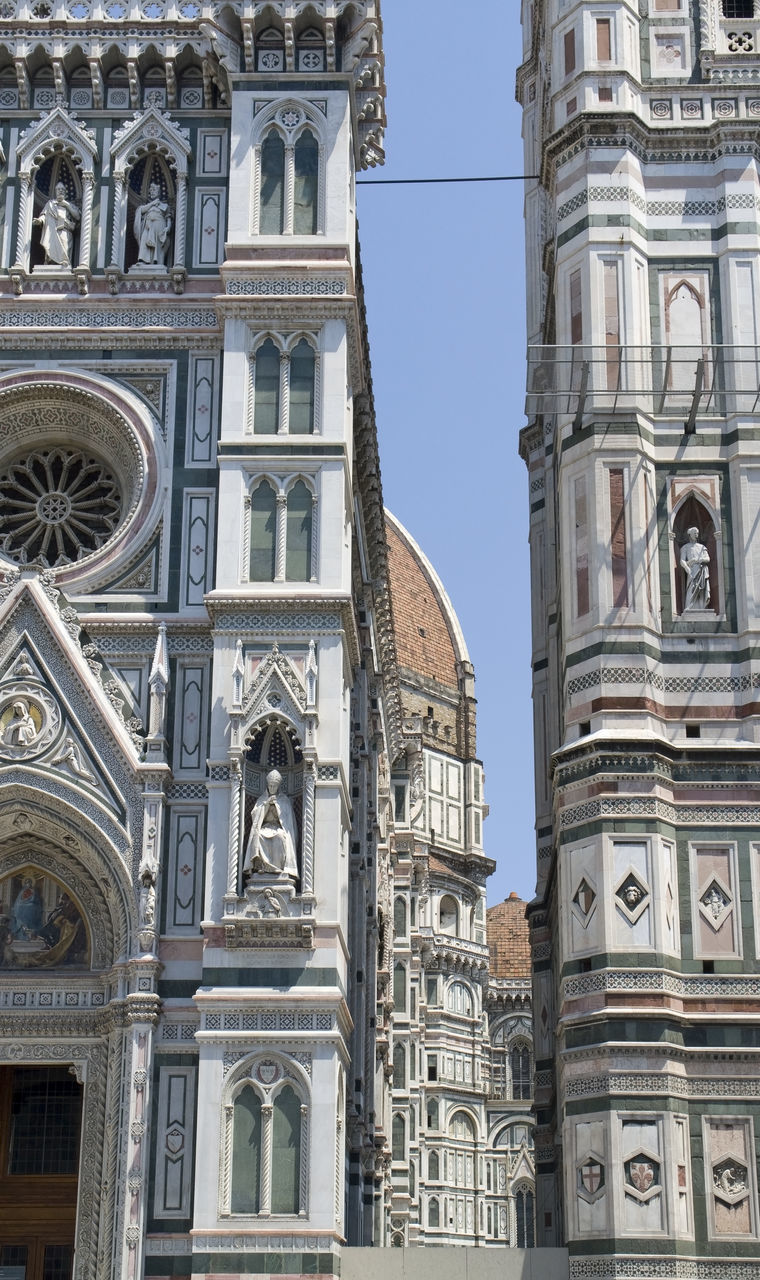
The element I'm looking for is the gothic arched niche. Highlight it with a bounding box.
[0,864,90,969]
[673,492,718,615]
[31,153,81,271]
[125,154,175,271]
[242,719,303,882]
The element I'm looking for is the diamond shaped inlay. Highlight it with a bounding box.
[616,872,648,915]
[701,881,730,921]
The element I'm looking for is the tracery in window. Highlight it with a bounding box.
[511,1044,532,1101]
[515,1184,535,1247]
[428,1196,440,1228]
[254,106,323,236]
[0,448,121,568]
[227,1057,308,1218]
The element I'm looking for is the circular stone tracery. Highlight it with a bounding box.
[0,448,122,567]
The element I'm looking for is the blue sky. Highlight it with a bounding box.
[357,2,536,905]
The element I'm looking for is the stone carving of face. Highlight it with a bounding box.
[148,182,160,198]
[266,768,282,796]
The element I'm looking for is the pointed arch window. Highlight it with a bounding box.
[428,1196,440,1228]
[252,336,317,435]
[247,476,317,584]
[256,119,322,236]
[394,896,407,937]
[271,1085,301,1214]
[260,131,285,234]
[249,480,277,582]
[392,1113,405,1162]
[285,480,313,581]
[510,1043,532,1101]
[293,130,318,234]
[289,339,316,433]
[393,962,407,1013]
[428,1150,439,1180]
[231,1086,262,1213]
[228,1066,308,1218]
[515,1185,535,1247]
[392,1043,406,1089]
[253,339,281,434]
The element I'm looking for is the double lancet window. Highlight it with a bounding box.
[248,476,316,583]
[254,103,323,236]
[227,1057,308,1217]
[252,335,318,435]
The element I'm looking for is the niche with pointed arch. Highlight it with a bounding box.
[672,491,719,615]
[242,720,303,882]
[0,864,90,969]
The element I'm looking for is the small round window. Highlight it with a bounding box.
[0,448,122,568]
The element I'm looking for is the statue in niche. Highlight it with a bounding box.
[33,181,80,268]
[680,526,711,611]
[134,181,172,267]
[243,768,299,880]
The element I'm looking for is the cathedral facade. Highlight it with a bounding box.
[518,0,760,1274]
[0,5,537,1279]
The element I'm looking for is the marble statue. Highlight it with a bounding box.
[2,699,37,747]
[243,768,299,879]
[33,182,80,267]
[679,526,711,611]
[134,182,172,266]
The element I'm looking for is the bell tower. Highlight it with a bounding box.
[519,0,760,1272]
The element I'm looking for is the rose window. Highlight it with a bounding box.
[0,448,122,567]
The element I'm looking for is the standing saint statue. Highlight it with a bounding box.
[134,181,172,267]
[33,181,80,267]
[243,768,299,880]
[679,525,711,611]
